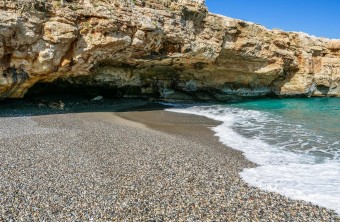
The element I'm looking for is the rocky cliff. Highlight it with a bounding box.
[1,0,340,100]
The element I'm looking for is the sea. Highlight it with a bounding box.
[166,98,340,214]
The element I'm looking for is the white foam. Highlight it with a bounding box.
[241,163,340,214]
[166,105,340,214]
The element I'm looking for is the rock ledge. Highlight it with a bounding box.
[0,0,339,99]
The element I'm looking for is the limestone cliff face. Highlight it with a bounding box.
[0,0,340,99]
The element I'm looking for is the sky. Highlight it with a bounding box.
[205,0,340,39]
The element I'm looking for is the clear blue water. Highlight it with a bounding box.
[167,98,340,214]
[229,98,340,162]
[231,98,340,140]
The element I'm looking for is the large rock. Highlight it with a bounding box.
[0,0,339,99]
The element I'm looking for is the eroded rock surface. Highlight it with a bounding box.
[0,0,339,99]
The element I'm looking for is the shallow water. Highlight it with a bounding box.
[166,98,340,214]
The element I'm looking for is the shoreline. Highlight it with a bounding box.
[0,101,339,221]
[116,104,339,220]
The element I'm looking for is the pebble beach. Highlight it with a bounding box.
[0,101,339,221]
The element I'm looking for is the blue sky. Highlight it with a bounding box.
[205,1,340,39]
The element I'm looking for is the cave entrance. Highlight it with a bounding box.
[24,79,147,101]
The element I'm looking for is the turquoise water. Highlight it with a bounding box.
[231,98,340,141]
[167,98,340,214]
[229,98,340,161]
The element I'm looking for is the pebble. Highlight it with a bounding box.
[0,101,339,221]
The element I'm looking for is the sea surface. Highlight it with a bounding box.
[166,98,340,214]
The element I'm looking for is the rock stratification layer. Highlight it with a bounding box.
[0,0,340,99]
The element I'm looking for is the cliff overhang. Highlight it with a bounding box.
[1,0,339,100]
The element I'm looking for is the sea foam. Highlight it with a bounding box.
[166,104,340,214]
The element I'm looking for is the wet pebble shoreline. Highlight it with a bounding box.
[0,104,339,221]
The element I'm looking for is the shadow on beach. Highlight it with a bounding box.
[0,91,259,118]
[0,94,172,118]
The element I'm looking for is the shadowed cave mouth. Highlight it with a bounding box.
[0,79,158,117]
[24,79,220,102]
[15,78,159,115]
[24,80,278,104]
[25,79,157,100]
